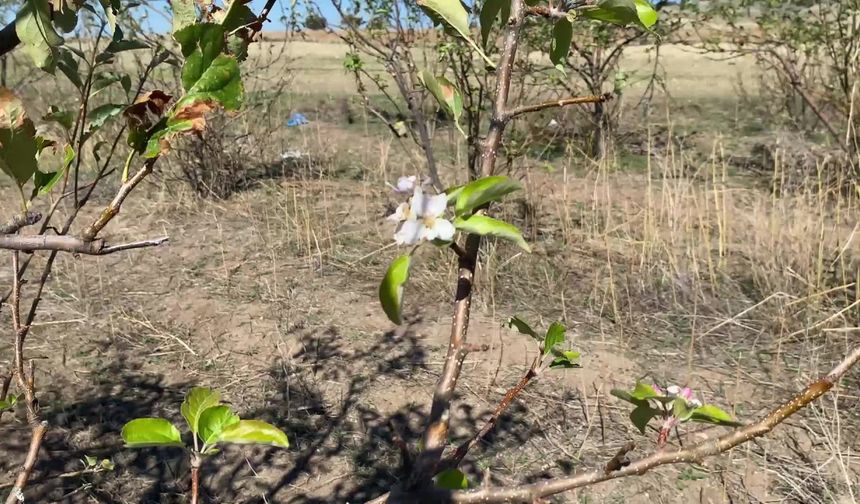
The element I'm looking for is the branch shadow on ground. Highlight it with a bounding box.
[1,322,554,503]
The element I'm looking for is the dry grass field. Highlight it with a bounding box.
[0,32,858,504]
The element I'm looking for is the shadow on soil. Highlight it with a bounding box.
[1,322,555,503]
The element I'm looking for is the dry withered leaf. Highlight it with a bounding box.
[172,99,216,132]
[124,90,173,129]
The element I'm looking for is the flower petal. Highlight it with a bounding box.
[395,175,417,194]
[394,219,423,245]
[410,186,425,216]
[424,193,448,218]
[666,385,681,397]
[388,203,410,222]
[433,218,455,242]
[680,387,693,400]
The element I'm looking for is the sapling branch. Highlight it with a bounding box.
[0,212,42,235]
[0,235,169,255]
[506,93,613,120]
[443,357,541,471]
[3,422,48,504]
[410,0,527,489]
[82,157,158,241]
[398,345,860,503]
[190,453,201,504]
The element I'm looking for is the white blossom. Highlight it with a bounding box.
[388,186,454,245]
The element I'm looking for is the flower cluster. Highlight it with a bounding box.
[387,176,454,245]
[654,384,702,408]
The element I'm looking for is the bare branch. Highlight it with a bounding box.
[506,93,613,120]
[3,422,47,504]
[0,234,168,255]
[82,157,157,241]
[249,0,281,40]
[396,345,860,503]
[0,212,42,235]
[443,362,538,470]
[409,0,527,489]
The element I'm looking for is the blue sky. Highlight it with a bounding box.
[138,0,339,33]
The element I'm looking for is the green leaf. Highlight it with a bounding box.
[31,169,62,198]
[99,0,120,32]
[197,405,240,445]
[85,103,126,138]
[634,0,658,28]
[171,0,198,33]
[53,2,78,33]
[219,0,254,32]
[583,0,658,29]
[217,419,289,448]
[181,387,221,435]
[121,418,184,447]
[689,404,742,427]
[0,394,18,411]
[549,349,580,368]
[610,388,643,405]
[435,468,469,490]
[479,0,505,49]
[15,0,64,71]
[550,19,572,72]
[454,175,521,216]
[630,403,659,434]
[105,39,150,54]
[672,398,693,421]
[630,382,660,400]
[543,322,565,355]
[176,54,243,111]
[142,117,199,158]
[506,316,539,340]
[417,0,495,67]
[0,88,39,188]
[419,70,465,138]
[379,255,411,325]
[44,106,74,131]
[56,49,83,89]
[172,25,242,112]
[453,215,530,252]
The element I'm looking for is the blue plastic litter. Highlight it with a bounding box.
[287,113,309,127]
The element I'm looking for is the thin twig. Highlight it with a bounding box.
[443,362,539,470]
[81,157,158,241]
[506,93,612,120]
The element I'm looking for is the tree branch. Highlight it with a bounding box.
[0,212,42,235]
[506,93,612,120]
[442,363,539,471]
[81,157,157,241]
[3,422,47,504]
[0,234,168,255]
[398,345,860,503]
[408,0,527,490]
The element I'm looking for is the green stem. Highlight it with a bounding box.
[121,150,135,183]
[16,185,27,214]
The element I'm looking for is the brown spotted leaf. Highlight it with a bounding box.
[0,87,39,188]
